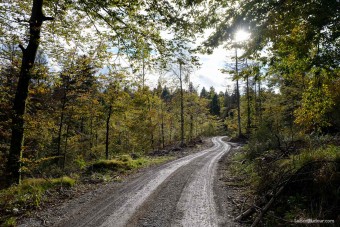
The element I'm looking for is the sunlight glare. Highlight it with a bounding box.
[234,30,250,42]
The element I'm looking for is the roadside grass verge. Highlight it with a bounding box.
[88,154,174,172]
[0,154,174,226]
[0,176,75,226]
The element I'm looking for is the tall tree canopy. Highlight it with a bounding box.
[1,0,209,186]
[204,0,340,132]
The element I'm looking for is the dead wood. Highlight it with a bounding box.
[235,160,339,225]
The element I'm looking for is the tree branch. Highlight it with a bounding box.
[18,44,26,52]
[42,16,54,21]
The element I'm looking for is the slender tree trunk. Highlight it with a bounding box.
[195,118,198,137]
[161,103,165,148]
[169,119,173,143]
[6,0,53,186]
[246,73,251,135]
[235,47,241,137]
[254,75,257,127]
[95,126,98,146]
[148,98,154,150]
[158,123,162,149]
[80,117,84,133]
[90,116,93,148]
[62,124,70,170]
[142,50,145,89]
[190,114,193,142]
[57,91,67,166]
[57,111,64,166]
[258,79,262,123]
[179,62,185,146]
[105,106,112,160]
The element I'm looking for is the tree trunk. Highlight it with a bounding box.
[90,116,93,148]
[148,98,154,150]
[57,110,64,166]
[258,78,262,123]
[57,90,67,166]
[161,103,165,148]
[195,119,198,137]
[190,114,193,142]
[6,0,53,186]
[105,106,112,160]
[179,62,185,146]
[62,124,70,170]
[246,73,251,135]
[254,75,257,128]
[169,119,173,143]
[235,48,242,137]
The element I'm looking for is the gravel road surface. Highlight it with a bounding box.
[21,136,231,227]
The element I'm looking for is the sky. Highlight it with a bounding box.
[146,45,239,94]
[146,30,251,94]
[47,27,243,95]
[192,47,235,94]
[190,30,250,93]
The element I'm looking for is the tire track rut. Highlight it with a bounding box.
[56,136,230,227]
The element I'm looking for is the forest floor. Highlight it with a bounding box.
[16,137,247,227]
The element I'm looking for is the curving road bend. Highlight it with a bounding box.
[57,136,230,227]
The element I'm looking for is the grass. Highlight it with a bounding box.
[0,154,174,225]
[279,145,340,171]
[88,154,174,173]
[0,176,75,225]
[228,151,261,189]
[86,155,175,183]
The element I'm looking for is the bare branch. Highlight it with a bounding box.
[42,16,54,21]
[18,44,25,52]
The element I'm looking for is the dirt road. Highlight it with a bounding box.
[21,136,232,227]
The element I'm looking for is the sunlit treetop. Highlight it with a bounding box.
[0,0,211,69]
[234,30,250,43]
[201,0,340,65]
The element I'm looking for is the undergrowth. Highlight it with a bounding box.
[1,153,174,221]
[0,154,173,226]
[88,155,173,173]
[0,176,75,226]
[230,134,340,225]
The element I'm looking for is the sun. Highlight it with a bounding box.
[234,30,250,42]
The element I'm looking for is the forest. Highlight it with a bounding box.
[1,0,339,226]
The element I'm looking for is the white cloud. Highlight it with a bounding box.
[144,45,238,94]
[191,46,235,93]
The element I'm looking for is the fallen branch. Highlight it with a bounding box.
[234,197,267,222]
[235,160,339,225]
[251,185,285,227]
[234,205,257,222]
